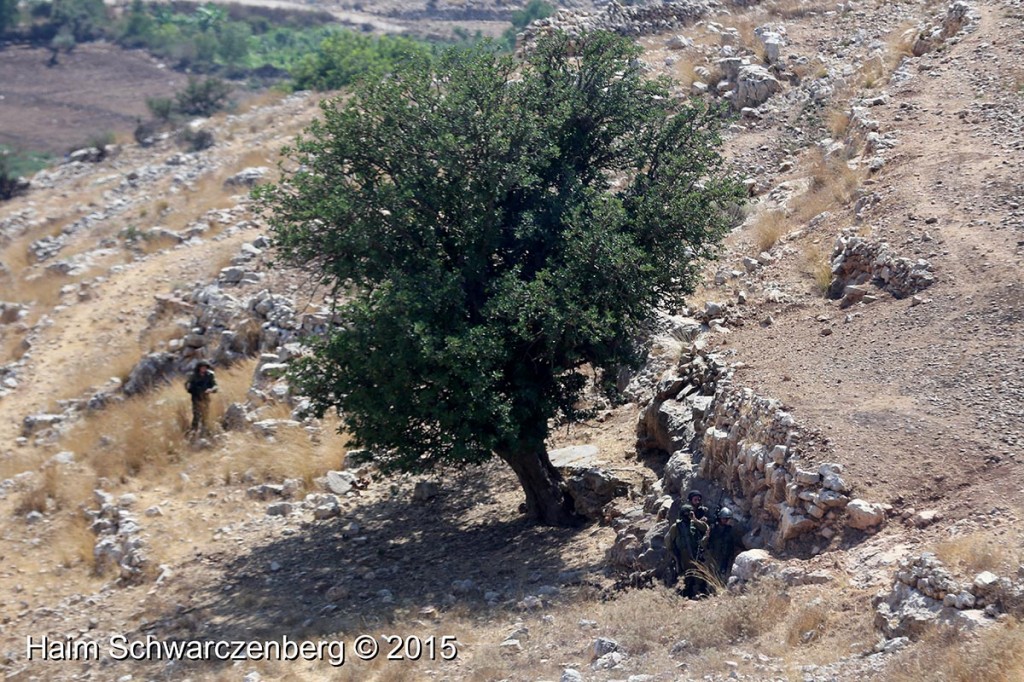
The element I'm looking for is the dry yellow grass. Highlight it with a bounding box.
[766,0,835,19]
[58,347,140,401]
[64,383,193,481]
[791,150,865,223]
[730,15,767,63]
[802,242,835,296]
[888,620,1024,682]
[935,532,1024,576]
[753,210,790,253]
[53,512,99,571]
[672,54,702,88]
[826,108,853,140]
[216,416,347,489]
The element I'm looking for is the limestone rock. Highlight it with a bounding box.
[847,499,885,530]
[325,471,357,495]
[732,549,774,581]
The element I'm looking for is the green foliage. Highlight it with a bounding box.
[49,0,107,41]
[174,77,233,116]
[258,32,744,523]
[0,146,52,178]
[290,31,434,91]
[502,0,554,49]
[0,0,18,34]
[146,96,175,122]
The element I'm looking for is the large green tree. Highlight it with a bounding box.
[259,31,744,525]
[0,0,18,35]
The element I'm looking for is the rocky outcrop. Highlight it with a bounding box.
[909,1,980,57]
[828,234,936,302]
[873,552,1024,638]
[520,0,711,43]
[88,490,150,584]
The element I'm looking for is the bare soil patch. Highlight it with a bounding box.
[0,42,187,155]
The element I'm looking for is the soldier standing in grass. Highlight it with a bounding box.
[185,360,217,437]
[666,503,711,598]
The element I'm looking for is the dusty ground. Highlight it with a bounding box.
[2,0,1024,680]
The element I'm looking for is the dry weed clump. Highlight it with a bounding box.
[753,210,790,253]
[791,150,865,223]
[14,463,94,515]
[826,107,853,140]
[217,421,344,489]
[801,242,835,296]
[935,532,1023,576]
[888,620,1024,682]
[70,384,193,481]
[53,512,98,570]
[766,0,834,19]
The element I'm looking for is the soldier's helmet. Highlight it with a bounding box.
[718,507,733,520]
[196,360,212,370]
[687,489,703,503]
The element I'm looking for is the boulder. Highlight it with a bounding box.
[733,64,781,109]
[847,499,885,530]
[224,167,270,188]
[123,352,179,396]
[732,549,774,581]
[413,480,439,502]
[565,468,627,519]
[662,451,694,496]
[325,471,357,495]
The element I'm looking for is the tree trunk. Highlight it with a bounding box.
[498,446,581,527]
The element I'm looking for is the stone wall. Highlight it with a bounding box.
[828,234,936,302]
[520,0,713,43]
[613,334,891,582]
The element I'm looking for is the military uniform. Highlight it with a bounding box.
[707,519,745,581]
[185,365,217,436]
[666,509,710,598]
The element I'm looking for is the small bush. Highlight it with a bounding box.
[753,210,789,253]
[174,77,233,117]
[802,243,834,296]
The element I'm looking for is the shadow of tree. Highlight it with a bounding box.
[143,464,602,651]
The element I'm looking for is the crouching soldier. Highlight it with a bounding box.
[666,503,710,598]
[185,360,217,437]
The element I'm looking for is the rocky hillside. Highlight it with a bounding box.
[2,0,1024,680]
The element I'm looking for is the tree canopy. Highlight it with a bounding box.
[258,31,745,525]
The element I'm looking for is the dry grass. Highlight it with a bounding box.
[887,22,918,65]
[58,348,140,401]
[0,325,31,363]
[140,316,190,353]
[2,272,73,308]
[888,620,1024,682]
[802,242,835,296]
[216,416,347,489]
[753,210,790,253]
[791,150,865,223]
[935,532,1024,576]
[766,0,834,19]
[65,383,194,481]
[14,463,95,516]
[826,107,853,140]
[672,54,702,88]
[53,512,99,570]
[728,15,767,63]
[792,57,830,83]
